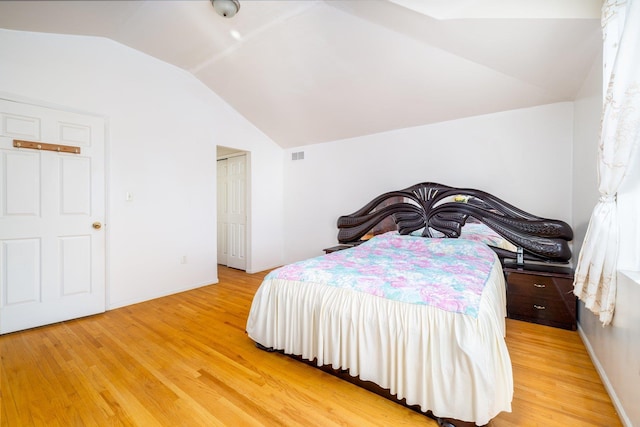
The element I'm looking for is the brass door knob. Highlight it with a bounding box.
[92,222,102,230]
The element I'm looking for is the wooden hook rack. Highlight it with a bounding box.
[13,139,81,154]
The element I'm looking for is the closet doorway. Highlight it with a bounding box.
[217,146,249,271]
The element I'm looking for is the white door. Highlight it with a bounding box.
[216,159,228,265]
[0,99,106,334]
[216,154,247,271]
[226,155,247,270]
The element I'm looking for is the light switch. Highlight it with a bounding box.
[125,192,133,201]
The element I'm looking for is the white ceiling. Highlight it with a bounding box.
[0,0,602,148]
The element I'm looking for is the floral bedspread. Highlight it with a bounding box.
[266,232,497,317]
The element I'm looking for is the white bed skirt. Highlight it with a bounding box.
[246,262,513,425]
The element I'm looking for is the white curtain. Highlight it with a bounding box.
[573,0,640,326]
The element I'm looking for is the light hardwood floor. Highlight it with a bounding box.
[0,266,621,427]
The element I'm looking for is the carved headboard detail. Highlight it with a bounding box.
[337,182,573,263]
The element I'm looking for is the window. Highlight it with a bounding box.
[618,146,640,273]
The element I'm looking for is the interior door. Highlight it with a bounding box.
[226,155,246,270]
[216,159,228,266]
[0,99,106,334]
[216,154,247,271]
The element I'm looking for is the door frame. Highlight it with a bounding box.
[216,147,251,272]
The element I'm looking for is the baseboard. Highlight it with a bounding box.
[577,324,632,427]
[107,279,217,310]
[245,263,282,274]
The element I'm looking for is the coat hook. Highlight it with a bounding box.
[12,139,81,154]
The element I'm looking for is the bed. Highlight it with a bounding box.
[246,182,573,426]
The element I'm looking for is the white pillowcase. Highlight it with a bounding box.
[410,223,518,252]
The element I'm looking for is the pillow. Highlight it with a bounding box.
[410,223,517,252]
[459,223,518,251]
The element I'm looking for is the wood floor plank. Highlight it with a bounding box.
[0,266,621,426]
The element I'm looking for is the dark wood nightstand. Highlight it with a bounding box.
[503,263,576,330]
[323,241,364,254]
[323,244,353,254]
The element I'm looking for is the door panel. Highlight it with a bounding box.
[0,99,105,334]
[60,156,91,215]
[60,236,92,295]
[3,150,40,216]
[226,155,246,270]
[217,159,228,265]
[2,239,40,305]
[2,112,40,140]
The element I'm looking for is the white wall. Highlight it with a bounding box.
[580,272,640,427]
[572,50,639,427]
[283,102,574,263]
[0,29,284,308]
[571,55,601,257]
[617,144,640,272]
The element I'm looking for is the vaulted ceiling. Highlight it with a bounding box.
[0,0,602,148]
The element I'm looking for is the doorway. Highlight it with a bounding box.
[217,146,249,271]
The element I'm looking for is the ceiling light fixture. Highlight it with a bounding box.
[211,0,240,18]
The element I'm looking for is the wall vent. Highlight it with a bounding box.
[291,151,305,160]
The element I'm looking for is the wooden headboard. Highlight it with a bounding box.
[337,182,573,263]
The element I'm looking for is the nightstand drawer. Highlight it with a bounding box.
[507,294,575,326]
[507,272,557,298]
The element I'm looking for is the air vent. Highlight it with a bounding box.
[291,151,305,160]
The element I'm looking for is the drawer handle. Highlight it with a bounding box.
[533,304,546,310]
[534,283,546,288]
